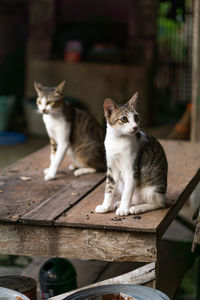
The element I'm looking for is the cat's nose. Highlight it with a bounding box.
[132,125,138,131]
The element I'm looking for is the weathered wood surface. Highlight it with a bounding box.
[0,141,200,238]
[56,141,200,238]
[49,262,156,300]
[0,223,157,262]
[0,140,200,262]
[0,146,105,225]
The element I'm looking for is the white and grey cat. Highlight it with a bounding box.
[34,80,105,181]
[95,93,168,216]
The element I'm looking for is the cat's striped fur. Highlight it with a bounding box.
[95,93,168,216]
[34,81,105,180]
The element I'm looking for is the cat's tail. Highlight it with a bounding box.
[73,167,97,177]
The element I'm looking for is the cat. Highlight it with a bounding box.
[34,80,105,181]
[95,92,168,216]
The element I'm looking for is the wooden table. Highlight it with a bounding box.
[0,140,200,298]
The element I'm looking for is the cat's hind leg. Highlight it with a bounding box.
[129,186,165,214]
[129,201,165,214]
[73,167,97,177]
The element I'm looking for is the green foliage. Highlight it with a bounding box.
[177,256,200,299]
[157,1,187,62]
[0,254,32,267]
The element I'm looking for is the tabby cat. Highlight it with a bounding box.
[34,81,105,180]
[95,93,168,216]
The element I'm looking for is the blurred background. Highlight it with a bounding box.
[0,1,200,299]
[0,0,193,138]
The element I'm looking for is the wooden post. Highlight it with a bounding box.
[191,0,200,141]
[192,206,200,252]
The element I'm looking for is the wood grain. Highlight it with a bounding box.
[21,172,105,225]
[56,140,200,237]
[0,223,157,262]
[0,146,105,224]
[0,140,200,266]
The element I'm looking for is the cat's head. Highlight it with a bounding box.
[103,92,140,136]
[34,81,66,114]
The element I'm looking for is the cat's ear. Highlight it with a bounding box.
[103,98,118,118]
[34,81,44,95]
[128,92,138,108]
[55,80,66,94]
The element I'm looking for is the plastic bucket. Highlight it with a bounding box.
[0,95,15,131]
[64,284,170,300]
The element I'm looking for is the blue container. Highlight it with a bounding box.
[0,132,26,145]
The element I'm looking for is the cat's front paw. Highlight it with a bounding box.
[44,168,49,175]
[44,170,56,181]
[116,206,130,216]
[95,204,111,214]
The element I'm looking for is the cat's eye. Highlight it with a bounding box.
[47,100,54,105]
[120,116,128,123]
[37,99,41,105]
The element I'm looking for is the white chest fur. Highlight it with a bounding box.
[105,125,138,179]
[43,113,70,143]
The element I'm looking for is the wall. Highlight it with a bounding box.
[26,0,157,126]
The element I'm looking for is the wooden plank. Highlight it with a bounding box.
[55,182,171,232]
[49,262,156,300]
[56,141,200,235]
[21,172,105,225]
[1,140,200,236]
[0,223,157,262]
[0,146,105,224]
[192,206,200,251]
[191,0,200,141]
[96,262,144,283]
[0,146,59,222]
